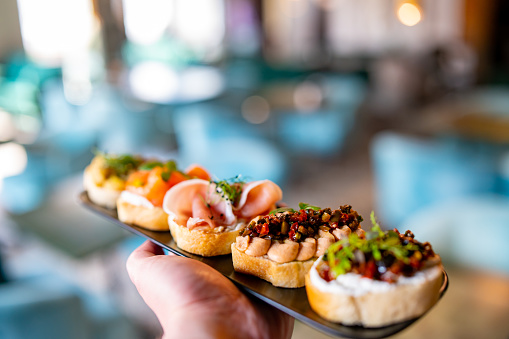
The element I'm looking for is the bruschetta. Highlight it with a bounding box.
[117,161,210,231]
[232,204,364,288]
[162,176,283,256]
[83,152,143,209]
[305,212,443,327]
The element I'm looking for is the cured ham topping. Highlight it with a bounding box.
[321,212,437,283]
[163,176,283,230]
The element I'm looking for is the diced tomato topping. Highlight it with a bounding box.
[254,223,262,234]
[260,223,269,236]
[389,262,403,275]
[298,211,307,222]
[288,229,295,241]
[409,256,422,270]
[363,260,376,279]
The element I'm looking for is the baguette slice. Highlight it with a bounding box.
[231,244,316,288]
[169,218,243,256]
[117,197,169,231]
[83,165,122,209]
[305,258,443,327]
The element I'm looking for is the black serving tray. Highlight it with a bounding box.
[78,191,448,338]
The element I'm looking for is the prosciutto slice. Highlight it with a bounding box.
[163,178,282,229]
[234,180,283,219]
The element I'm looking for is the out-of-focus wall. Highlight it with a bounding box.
[0,0,23,60]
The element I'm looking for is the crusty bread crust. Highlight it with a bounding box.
[305,261,443,327]
[231,244,316,288]
[83,166,121,209]
[117,197,169,231]
[169,219,242,256]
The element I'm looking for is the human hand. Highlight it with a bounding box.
[126,240,294,339]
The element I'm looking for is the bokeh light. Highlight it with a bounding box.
[241,96,271,124]
[397,2,422,27]
[0,142,27,178]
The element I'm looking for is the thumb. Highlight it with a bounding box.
[126,240,164,284]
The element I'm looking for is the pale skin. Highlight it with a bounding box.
[126,241,295,339]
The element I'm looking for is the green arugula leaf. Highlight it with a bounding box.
[299,202,321,211]
[269,207,295,215]
[325,212,432,280]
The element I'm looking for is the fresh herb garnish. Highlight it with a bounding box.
[268,202,321,215]
[213,175,246,204]
[93,150,142,177]
[325,212,427,280]
[161,160,183,182]
[298,202,321,211]
[139,161,163,171]
[269,207,295,215]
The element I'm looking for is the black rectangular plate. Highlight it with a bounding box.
[78,191,448,338]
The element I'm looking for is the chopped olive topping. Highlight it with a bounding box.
[321,212,436,283]
[239,204,363,242]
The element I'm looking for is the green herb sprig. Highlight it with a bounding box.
[139,161,163,171]
[94,149,142,177]
[326,211,421,278]
[298,202,321,211]
[268,202,322,215]
[161,160,180,182]
[213,175,246,204]
[137,159,185,182]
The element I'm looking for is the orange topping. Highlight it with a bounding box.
[125,171,150,195]
[185,164,211,181]
[143,167,173,207]
[167,170,188,187]
[125,163,210,207]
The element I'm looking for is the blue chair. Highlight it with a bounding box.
[371,132,498,226]
[274,74,365,157]
[172,103,286,185]
[0,280,90,339]
[401,195,509,275]
[275,108,354,156]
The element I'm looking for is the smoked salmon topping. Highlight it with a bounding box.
[185,164,211,181]
[125,161,209,207]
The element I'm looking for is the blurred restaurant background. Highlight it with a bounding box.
[0,0,508,338]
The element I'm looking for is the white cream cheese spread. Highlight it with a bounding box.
[119,190,154,209]
[309,256,442,296]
